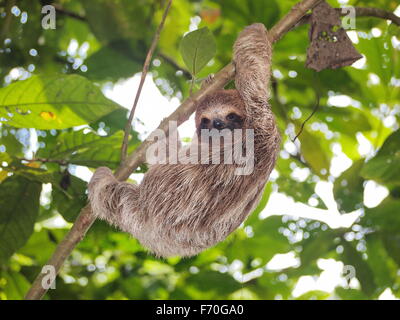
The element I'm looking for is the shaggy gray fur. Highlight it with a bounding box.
[88,23,280,258]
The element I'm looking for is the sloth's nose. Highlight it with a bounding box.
[213,119,225,130]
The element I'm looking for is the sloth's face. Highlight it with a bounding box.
[196,105,245,135]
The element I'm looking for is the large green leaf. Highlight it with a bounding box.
[84,45,142,82]
[365,234,397,290]
[297,127,331,178]
[245,182,272,225]
[219,0,280,29]
[52,174,88,222]
[18,229,61,265]
[0,75,121,129]
[0,128,24,157]
[82,0,151,44]
[37,129,134,169]
[186,270,241,296]
[341,241,376,297]
[225,215,290,264]
[316,106,372,136]
[275,157,326,209]
[0,176,41,263]
[300,229,339,266]
[361,129,400,186]
[363,197,400,233]
[0,271,31,300]
[334,159,365,213]
[179,27,216,76]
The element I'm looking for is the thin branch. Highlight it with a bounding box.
[292,90,320,142]
[295,6,400,28]
[24,0,327,300]
[292,72,321,142]
[351,7,400,26]
[19,158,69,166]
[52,3,86,22]
[120,0,173,163]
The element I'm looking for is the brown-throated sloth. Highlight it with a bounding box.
[88,23,280,258]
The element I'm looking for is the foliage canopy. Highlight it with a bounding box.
[0,0,399,300]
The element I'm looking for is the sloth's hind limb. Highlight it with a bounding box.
[88,167,140,233]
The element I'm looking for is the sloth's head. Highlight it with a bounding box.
[195,89,246,136]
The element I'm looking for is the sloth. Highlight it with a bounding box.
[88,23,280,258]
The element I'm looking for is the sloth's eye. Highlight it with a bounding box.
[201,118,210,124]
[226,113,237,121]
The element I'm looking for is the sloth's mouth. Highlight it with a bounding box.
[197,126,239,137]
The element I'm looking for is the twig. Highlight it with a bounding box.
[351,7,400,26]
[295,6,400,28]
[52,3,86,22]
[292,72,321,142]
[120,0,173,163]
[24,0,335,300]
[19,158,69,166]
[292,91,320,142]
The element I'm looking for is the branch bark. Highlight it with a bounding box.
[52,3,86,22]
[295,6,400,27]
[25,0,325,300]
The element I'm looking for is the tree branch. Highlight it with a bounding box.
[52,3,86,22]
[24,0,326,300]
[295,6,400,28]
[120,0,173,163]
[18,158,69,166]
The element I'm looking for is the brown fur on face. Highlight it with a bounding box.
[88,23,281,258]
[195,90,246,135]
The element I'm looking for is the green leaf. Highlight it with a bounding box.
[0,176,41,263]
[179,27,216,76]
[316,106,372,136]
[363,197,400,233]
[335,287,368,300]
[84,45,142,82]
[295,290,330,300]
[365,234,397,289]
[18,229,59,265]
[361,129,400,186]
[297,127,331,178]
[245,182,272,225]
[52,174,88,222]
[0,130,24,157]
[0,75,121,129]
[300,230,338,266]
[226,216,290,264]
[37,129,137,169]
[90,108,129,135]
[341,241,376,297]
[187,270,241,296]
[82,0,152,44]
[334,159,365,213]
[1,271,31,299]
[381,233,400,267]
